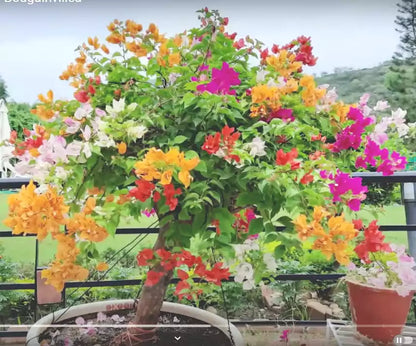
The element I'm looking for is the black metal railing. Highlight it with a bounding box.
[1,172,416,339]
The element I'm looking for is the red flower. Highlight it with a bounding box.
[276,148,298,166]
[352,219,363,231]
[300,171,314,185]
[177,269,189,280]
[74,90,90,103]
[260,48,269,61]
[88,84,96,95]
[156,248,177,270]
[163,184,182,211]
[153,191,161,203]
[174,280,191,300]
[9,131,17,144]
[136,248,154,266]
[145,270,165,286]
[233,38,245,50]
[271,44,279,54]
[354,220,392,263]
[204,262,230,286]
[223,17,229,25]
[128,179,155,202]
[202,132,221,154]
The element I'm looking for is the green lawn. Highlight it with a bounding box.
[0,192,410,265]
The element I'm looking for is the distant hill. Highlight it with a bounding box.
[315,62,393,105]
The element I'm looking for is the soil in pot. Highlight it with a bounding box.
[38,310,234,346]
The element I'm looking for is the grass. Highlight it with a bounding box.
[0,192,410,264]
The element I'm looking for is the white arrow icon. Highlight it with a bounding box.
[174,336,181,341]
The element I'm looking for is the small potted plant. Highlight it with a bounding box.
[295,210,416,345]
[3,7,410,346]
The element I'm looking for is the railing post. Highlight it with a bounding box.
[401,183,416,258]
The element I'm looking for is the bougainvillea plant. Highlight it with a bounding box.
[2,7,410,343]
[296,211,416,297]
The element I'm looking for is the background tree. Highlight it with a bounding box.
[0,76,8,100]
[386,0,416,122]
[7,103,39,139]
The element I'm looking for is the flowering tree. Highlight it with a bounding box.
[3,8,409,344]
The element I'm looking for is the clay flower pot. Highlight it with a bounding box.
[26,299,245,346]
[347,280,414,345]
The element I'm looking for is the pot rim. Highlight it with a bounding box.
[344,277,416,294]
[26,299,245,346]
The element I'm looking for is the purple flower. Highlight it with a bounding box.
[266,108,294,123]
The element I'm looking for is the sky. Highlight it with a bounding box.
[0,0,401,104]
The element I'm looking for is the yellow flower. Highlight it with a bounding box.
[178,170,192,188]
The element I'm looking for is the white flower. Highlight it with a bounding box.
[242,278,255,290]
[66,141,83,157]
[359,93,370,106]
[81,125,92,141]
[82,143,92,159]
[246,137,266,157]
[127,125,148,140]
[127,103,138,112]
[74,104,93,120]
[169,73,181,85]
[235,262,254,282]
[374,100,390,112]
[55,167,71,180]
[398,124,410,137]
[263,253,277,271]
[391,108,407,126]
[106,98,126,116]
[95,132,115,148]
[256,70,269,83]
[35,184,49,194]
[214,148,226,159]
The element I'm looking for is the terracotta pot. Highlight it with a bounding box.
[347,280,414,345]
[26,299,245,346]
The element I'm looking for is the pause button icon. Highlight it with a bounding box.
[394,335,413,344]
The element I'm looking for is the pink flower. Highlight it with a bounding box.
[196,62,241,95]
[280,329,289,342]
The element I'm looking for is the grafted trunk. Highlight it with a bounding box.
[113,223,172,345]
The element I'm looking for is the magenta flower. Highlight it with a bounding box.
[332,108,373,153]
[266,108,294,123]
[196,62,241,95]
[329,171,368,211]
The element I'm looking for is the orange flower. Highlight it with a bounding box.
[106,32,125,44]
[66,213,108,242]
[101,44,110,54]
[266,50,302,78]
[168,53,181,67]
[125,20,143,36]
[4,181,69,240]
[83,197,96,215]
[160,170,173,185]
[41,261,89,292]
[293,215,313,240]
[96,262,109,271]
[300,75,326,107]
[118,142,127,154]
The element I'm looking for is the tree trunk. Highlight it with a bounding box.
[132,223,172,325]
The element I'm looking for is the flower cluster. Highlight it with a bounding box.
[293,207,357,265]
[137,248,230,300]
[347,221,416,297]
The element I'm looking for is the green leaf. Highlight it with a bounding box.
[212,208,235,236]
[248,218,264,234]
[274,245,286,259]
[236,191,262,207]
[183,92,195,108]
[172,135,188,145]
